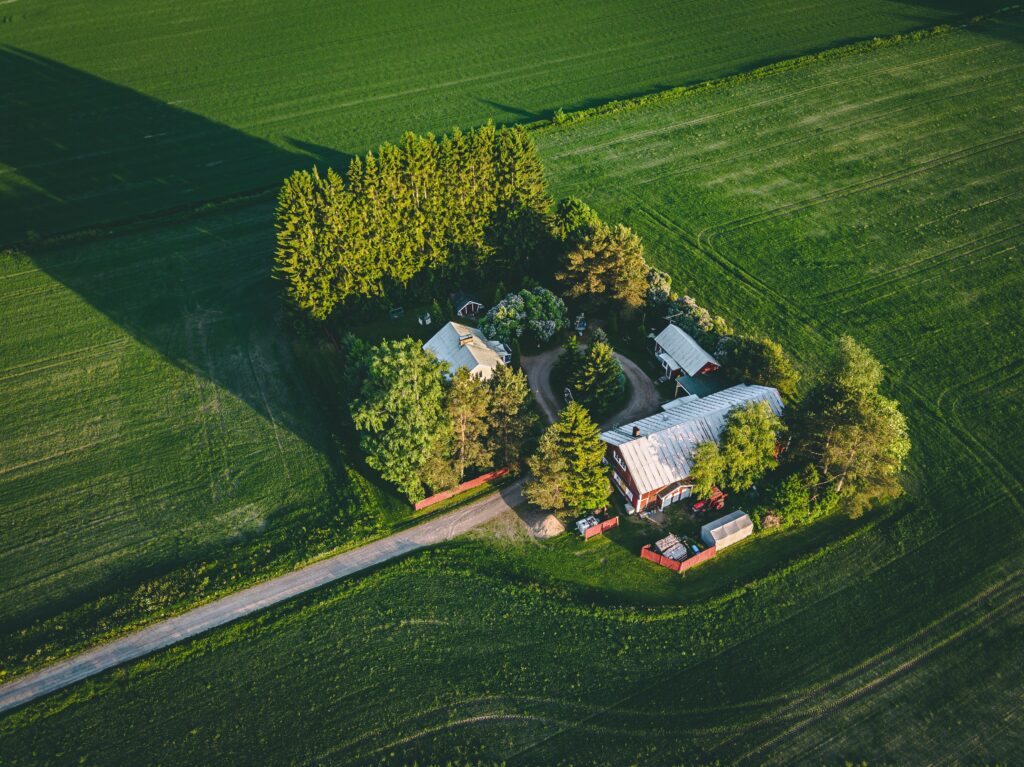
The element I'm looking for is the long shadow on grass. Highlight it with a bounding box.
[0,50,412,629]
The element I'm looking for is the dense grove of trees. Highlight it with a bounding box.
[276,123,551,319]
[348,337,535,501]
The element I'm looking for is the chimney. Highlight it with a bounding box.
[633,426,641,438]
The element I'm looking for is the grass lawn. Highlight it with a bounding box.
[1,0,999,244]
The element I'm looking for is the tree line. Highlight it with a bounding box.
[275,123,551,320]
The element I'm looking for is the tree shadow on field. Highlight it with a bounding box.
[0,48,361,458]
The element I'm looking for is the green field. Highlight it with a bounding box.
[0,0,1003,668]
[3,13,1023,765]
[0,0,1003,243]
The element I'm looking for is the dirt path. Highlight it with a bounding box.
[0,480,527,716]
[520,348,660,428]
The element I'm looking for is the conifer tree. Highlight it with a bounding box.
[444,368,493,483]
[557,223,648,311]
[571,340,624,416]
[487,365,537,470]
[525,402,610,513]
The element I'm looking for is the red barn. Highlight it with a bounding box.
[601,385,783,514]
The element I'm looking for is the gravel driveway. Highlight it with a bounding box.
[521,347,661,428]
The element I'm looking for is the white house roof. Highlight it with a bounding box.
[423,321,507,378]
[601,384,783,495]
[654,324,718,376]
[701,510,754,549]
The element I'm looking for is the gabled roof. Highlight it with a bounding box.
[451,291,483,312]
[423,321,506,377]
[654,324,718,376]
[601,384,783,495]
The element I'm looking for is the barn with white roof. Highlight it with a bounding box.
[601,384,783,513]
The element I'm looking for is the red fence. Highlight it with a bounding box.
[583,515,620,539]
[414,468,510,511]
[640,544,716,573]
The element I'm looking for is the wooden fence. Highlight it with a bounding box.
[414,468,510,511]
[640,543,716,573]
[583,515,620,539]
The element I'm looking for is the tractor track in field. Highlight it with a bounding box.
[819,221,1024,304]
[730,572,1024,765]
[696,127,1024,252]
[631,63,1024,192]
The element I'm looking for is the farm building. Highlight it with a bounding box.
[653,324,719,378]
[451,291,484,317]
[701,511,754,550]
[423,321,511,380]
[601,384,783,513]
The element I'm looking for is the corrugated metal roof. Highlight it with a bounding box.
[701,511,754,549]
[600,385,784,494]
[654,324,717,376]
[422,322,506,378]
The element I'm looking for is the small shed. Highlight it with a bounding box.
[701,511,753,550]
[451,291,484,318]
[653,324,718,378]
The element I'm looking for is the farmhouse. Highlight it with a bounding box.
[451,291,484,318]
[653,324,719,379]
[601,384,783,513]
[701,511,754,550]
[423,321,510,380]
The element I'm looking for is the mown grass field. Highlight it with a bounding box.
[2,14,1023,765]
[0,0,1000,670]
[0,0,1002,243]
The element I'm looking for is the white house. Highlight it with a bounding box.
[423,321,510,380]
[653,324,719,378]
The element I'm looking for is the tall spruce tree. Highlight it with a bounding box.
[571,340,624,417]
[444,368,493,483]
[487,365,537,471]
[525,402,610,514]
[557,223,648,311]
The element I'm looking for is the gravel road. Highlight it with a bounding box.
[0,480,526,715]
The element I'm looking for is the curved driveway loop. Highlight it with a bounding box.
[0,480,525,715]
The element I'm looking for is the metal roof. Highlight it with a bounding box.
[601,384,784,494]
[701,511,754,549]
[423,321,506,379]
[654,324,717,376]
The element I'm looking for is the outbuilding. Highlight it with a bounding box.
[451,291,485,318]
[700,511,754,550]
[653,324,719,378]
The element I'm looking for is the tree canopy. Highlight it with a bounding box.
[275,124,551,319]
[730,336,801,401]
[479,287,567,345]
[569,340,624,417]
[690,441,726,500]
[486,365,537,471]
[350,339,450,501]
[792,335,910,514]
[525,402,610,514]
[557,223,649,311]
[719,401,784,492]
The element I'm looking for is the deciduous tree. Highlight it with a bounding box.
[351,338,450,501]
[719,401,784,492]
[690,442,725,500]
[730,336,800,401]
